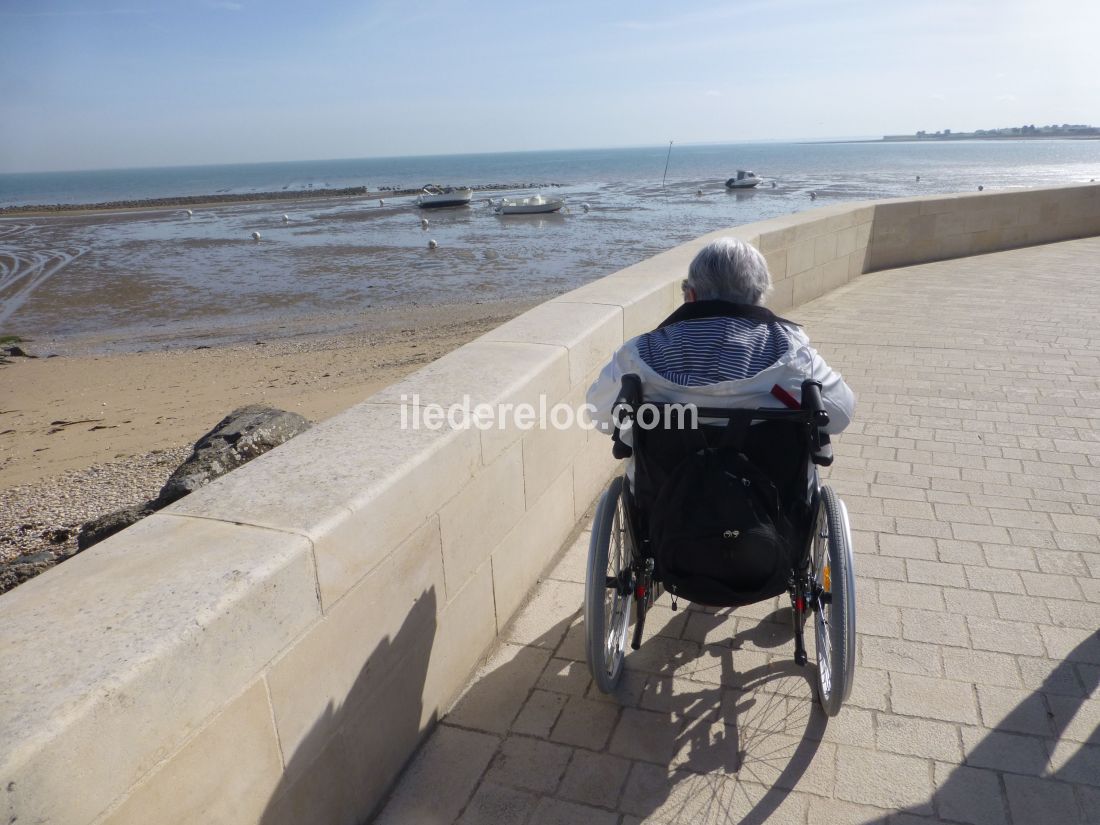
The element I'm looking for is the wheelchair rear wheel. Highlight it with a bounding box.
[811,485,856,716]
[585,476,634,693]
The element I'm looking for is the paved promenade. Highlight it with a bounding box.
[375,237,1100,825]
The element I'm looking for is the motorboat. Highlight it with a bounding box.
[494,194,565,215]
[725,170,762,189]
[416,185,473,208]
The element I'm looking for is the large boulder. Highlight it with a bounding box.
[156,405,312,506]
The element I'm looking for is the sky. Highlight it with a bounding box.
[1,0,1098,173]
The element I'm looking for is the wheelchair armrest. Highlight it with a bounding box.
[800,379,829,428]
[610,374,642,459]
[811,431,834,466]
[612,374,643,418]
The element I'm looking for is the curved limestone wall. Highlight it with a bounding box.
[1,183,1097,825]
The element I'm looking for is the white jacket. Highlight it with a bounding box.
[586,320,855,439]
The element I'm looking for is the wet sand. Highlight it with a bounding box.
[0,299,536,489]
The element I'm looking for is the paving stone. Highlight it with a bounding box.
[447,643,552,734]
[981,542,1038,571]
[484,735,573,794]
[880,533,938,560]
[907,559,968,587]
[901,607,970,647]
[966,615,1045,656]
[1040,625,1100,664]
[608,707,682,764]
[549,695,619,750]
[960,727,1050,775]
[819,705,876,748]
[991,592,1052,624]
[878,580,947,611]
[1016,656,1086,697]
[556,750,631,810]
[942,587,998,617]
[975,685,1053,736]
[942,648,1021,689]
[964,565,1027,594]
[375,725,500,825]
[834,746,933,812]
[1047,695,1100,743]
[512,689,568,738]
[847,666,891,711]
[890,672,978,724]
[537,657,592,696]
[876,713,962,761]
[529,797,618,825]
[861,636,943,676]
[931,762,1008,825]
[1047,739,1100,788]
[457,782,540,825]
[619,761,737,823]
[1004,773,1084,825]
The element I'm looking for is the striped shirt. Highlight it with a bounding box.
[635,317,791,386]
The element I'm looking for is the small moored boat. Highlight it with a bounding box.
[494,194,565,215]
[416,185,473,208]
[725,170,762,189]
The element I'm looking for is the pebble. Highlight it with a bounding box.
[0,446,191,592]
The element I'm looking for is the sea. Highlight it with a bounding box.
[2,140,1098,352]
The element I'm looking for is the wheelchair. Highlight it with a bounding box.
[584,375,856,716]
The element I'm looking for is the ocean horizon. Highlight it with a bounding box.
[4,140,1099,208]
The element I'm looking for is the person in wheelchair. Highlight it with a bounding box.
[582,237,858,714]
[587,237,854,459]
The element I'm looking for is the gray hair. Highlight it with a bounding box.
[685,238,772,305]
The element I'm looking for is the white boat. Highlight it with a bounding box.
[725,170,762,189]
[416,185,473,208]
[494,194,565,215]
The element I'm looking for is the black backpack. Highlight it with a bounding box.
[649,444,793,607]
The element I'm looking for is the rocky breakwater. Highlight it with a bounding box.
[0,405,312,594]
[0,182,563,214]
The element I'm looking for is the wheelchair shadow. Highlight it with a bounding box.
[599,604,830,824]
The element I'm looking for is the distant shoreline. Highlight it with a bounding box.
[0,181,562,217]
[803,135,1100,145]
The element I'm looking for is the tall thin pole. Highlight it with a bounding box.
[661,140,673,188]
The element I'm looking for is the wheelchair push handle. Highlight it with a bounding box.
[801,380,829,428]
[610,373,643,459]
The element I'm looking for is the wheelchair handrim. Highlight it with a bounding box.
[812,504,835,703]
[603,494,631,677]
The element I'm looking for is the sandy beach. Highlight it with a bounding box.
[0,299,535,576]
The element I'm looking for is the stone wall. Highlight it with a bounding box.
[1,183,1096,825]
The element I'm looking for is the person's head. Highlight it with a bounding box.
[681,238,771,305]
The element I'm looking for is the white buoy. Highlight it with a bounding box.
[420,217,429,230]
[581,203,590,213]
[428,239,438,249]
[282,214,289,223]
[252,231,261,241]
[185,209,193,217]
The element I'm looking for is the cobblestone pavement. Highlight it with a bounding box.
[375,238,1100,825]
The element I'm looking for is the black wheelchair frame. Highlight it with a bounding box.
[584,375,857,716]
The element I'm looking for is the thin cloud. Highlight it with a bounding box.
[207,1,244,9]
